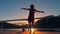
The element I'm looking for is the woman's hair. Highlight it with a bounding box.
[30,4,34,8]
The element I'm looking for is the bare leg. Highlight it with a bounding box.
[28,21,31,31]
[29,23,31,30]
[32,21,34,28]
[28,22,32,34]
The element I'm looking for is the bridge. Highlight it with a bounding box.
[0,17,42,22]
[0,17,43,29]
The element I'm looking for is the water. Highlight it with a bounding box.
[0,28,60,31]
[0,28,60,34]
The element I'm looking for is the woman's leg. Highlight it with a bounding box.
[28,21,32,34]
[32,20,34,28]
[28,21,31,30]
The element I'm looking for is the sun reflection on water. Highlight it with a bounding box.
[29,28,35,34]
[31,28,35,33]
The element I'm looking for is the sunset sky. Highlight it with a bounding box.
[0,0,60,21]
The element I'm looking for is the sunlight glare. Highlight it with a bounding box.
[31,29,34,32]
[35,20,38,22]
[31,28,35,34]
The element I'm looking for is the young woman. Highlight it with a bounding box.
[21,4,44,28]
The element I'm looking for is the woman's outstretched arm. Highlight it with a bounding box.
[21,8,30,10]
[36,11,44,13]
[35,9,44,13]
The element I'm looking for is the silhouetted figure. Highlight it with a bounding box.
[21,4,44,29]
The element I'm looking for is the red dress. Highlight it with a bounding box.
[28,9,35,23]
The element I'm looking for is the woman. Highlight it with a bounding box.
[21,4,44,28]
